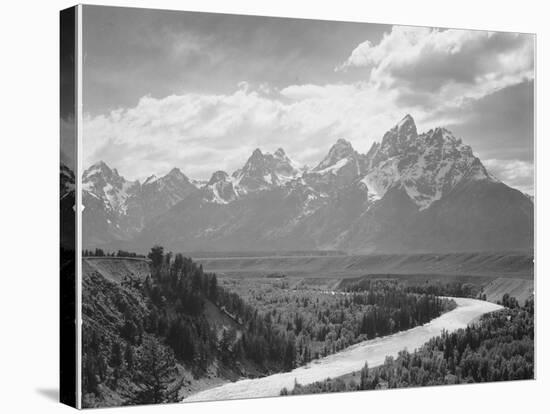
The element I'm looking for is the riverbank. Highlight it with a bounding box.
[184,297,502,402]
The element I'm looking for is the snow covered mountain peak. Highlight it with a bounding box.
[84,160,120,181]
[143,174,158,185]
[314,139,357,172]
[82,161,139,214]
[361,117,494,209]
[232,147,300,193]
[208,170,230,185]
[274,147,287,159]
[81,115,532,254]
[166,167,186,179]
[142,168,191,190]
[368,115,418,166]
[397,113,416,130]
[82,160,198,241]
[203,170,237,204]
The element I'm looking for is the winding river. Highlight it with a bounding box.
[185,297,502,402]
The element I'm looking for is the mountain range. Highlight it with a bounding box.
[60,115,534,254]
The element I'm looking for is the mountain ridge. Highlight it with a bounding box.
[80,115,533,253]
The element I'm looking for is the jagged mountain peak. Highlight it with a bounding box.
[274,147,286,158]
[142,168,191,188]
[362,116,495,210]
[90,160,109,169]
[204,170,237,204]
[163,167,191,184]
[208,170,230,185]
[143,174,158,185]
[237,148,268,175]
[84,160,116,178]
[427,126,454,139]
[335,138,353,147]
[397,113,416,129]
[250,148,263,159]
[394,114,417,139]
[379,114,418,154]
[243,147,293,167]
[82,161,138,217]
[232,147,300,192]
[83,160,134,188]
[167,167,184,176]
[314,138,358,172]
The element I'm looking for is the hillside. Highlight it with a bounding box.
[81,255,299,407]
[83,257,151,283]
[193,252,534,280]
[482,277,534,305]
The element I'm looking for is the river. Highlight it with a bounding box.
[185,297,502,402]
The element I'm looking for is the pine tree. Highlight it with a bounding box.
[360,361,369,389]
[148,246,164,269]
[126,337,181,405]
[110,341,123,368]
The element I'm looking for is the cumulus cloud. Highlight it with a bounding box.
[84,83,430,181]
[338,26,534,106]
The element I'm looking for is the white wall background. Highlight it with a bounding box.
[0,0,546,412]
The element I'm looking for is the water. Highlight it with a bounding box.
[185,297,502,402]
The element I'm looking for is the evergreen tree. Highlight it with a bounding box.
[110,341,123,368]
[126,337,181,405]
[148,246,164,269]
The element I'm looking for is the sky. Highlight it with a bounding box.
[82,5,535,194]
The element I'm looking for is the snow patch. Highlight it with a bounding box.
[312,158,349,175]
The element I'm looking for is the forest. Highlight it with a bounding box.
[344,278,483,299]
[221,277,455,362]
[282,295,534,396]
[82,246,456,406]
[82,248,146,258]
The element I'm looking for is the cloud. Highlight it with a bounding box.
[484,159,534,195]
[83,25,534,190]
[84,79,451,182]
[338,26,534,106]
[83,83,392,182]
[84,74,534,188]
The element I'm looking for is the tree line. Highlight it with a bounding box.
[82,248,146,258]
[283,295,534,396]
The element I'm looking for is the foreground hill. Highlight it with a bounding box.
[81,253,459,407]
[81,255,284,407]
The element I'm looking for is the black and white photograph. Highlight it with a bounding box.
[56,4,538,409]
[56,5,539,409]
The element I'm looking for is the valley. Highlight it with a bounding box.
[80,249,533,407]
[72,115,534,407]
[184,297,503,402]
[62,8,537,410]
